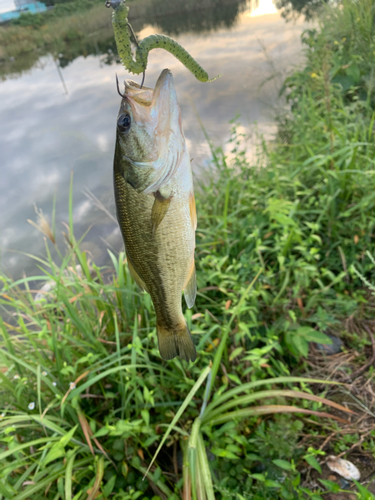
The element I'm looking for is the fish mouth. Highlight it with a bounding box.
[122,69,181,133]
[123,68,174,105]
[118,70,185,195]
[124,79,153,106]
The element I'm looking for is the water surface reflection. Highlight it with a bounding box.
[0,0,309,278]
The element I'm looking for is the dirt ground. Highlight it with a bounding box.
[299,319,375,496]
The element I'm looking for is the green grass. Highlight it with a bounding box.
[0,3,112,60]
[1,0,375,498]
[0,0,245,81]
[0,237,354,500]
[0,193,350,499]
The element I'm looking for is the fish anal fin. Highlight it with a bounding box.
[157,321,196,361]
[183,260,196,309]
[127,255,149,293]
[189,192,197,231]
[151,191,171,236]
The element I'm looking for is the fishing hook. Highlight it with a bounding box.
[116,73,127,99]
[126,21,146,88]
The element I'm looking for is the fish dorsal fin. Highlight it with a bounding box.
[183,260,196,309]
[151,192,171,236]
[189,193,197,231]
[127,254,149,293]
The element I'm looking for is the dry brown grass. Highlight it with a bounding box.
[298,321,375,494]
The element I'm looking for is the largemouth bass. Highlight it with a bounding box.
[113,69,197,362]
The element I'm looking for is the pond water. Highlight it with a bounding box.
[0,0,310,279]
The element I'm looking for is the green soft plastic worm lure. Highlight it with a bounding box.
[105,0,220,83]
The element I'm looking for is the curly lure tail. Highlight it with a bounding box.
[107,0,221,82]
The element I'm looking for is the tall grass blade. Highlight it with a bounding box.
[87,456,104,500]
[208,269,262,402]
[145,364,211,477]
[65,451,77,500]
[202,389,354,424]
[209,405,350,426]
[197,433,215,500]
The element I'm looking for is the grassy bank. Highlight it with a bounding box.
[0,3,112,62]
[0,2,114,80]
[1,0,375,498]
[0,0,248,80]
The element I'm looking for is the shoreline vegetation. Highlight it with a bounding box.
[0,0,251,81]
[0,0,327,81]
[1,0,375,498]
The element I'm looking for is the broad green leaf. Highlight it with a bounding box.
[60,424,78,447]
[305,455,322,473]
[332,74,355,91]
[296,327,332,344]
[211,448,239,459]
[265,480,281,488]
[229,347,244,361]
[141,410,150,427]
[227,374,242,385]
[93,427,111,438]
[318,479,341,493]
[250,473,265,481]
[43,442,65,466]
[345,64,361,84]
[273,459,293,471]
[353,480,375,499]
[102,475,116,498]
[292,336,309,357]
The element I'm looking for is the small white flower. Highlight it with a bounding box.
[52,382,57,387]
[28,402,35,410]
[42,371,47,376]
[69,382,76,390]
[0,413,5,419]
[14,375,19,380]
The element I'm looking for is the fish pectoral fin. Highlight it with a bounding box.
[151,192,171,236]
[189,192,197,231]
[183,261,197,309]
[127,255,149,293]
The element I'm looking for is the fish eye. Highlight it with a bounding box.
[118,113,131,132]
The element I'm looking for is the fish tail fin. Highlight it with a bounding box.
[157,321,197,362]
